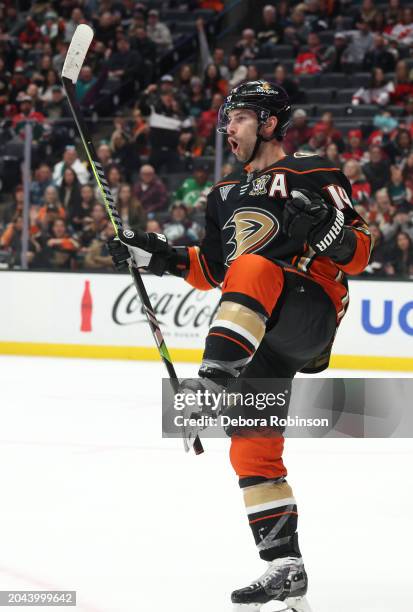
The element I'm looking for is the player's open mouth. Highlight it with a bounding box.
[228,138,239,154]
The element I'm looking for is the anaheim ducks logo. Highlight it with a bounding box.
[223,207,279,265]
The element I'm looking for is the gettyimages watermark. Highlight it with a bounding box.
[162,378,413,438]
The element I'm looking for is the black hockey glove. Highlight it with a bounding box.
[107,229,189,276]
[283,189,355,260]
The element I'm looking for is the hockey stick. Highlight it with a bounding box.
[62,24,204,455]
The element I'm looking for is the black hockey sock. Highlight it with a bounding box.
[199,300,266,378]
[240,477,301,561]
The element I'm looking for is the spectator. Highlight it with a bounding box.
[363,144,391,193]
[96,144,113,172]
[141,87,186,171]
[203,63,228,99]
[390,60,413,106]
[110,129,140,182]
[18,17,42,51]
[387,165,412,208]
[70,184,97,231]
[177,64,195,97]
[133,164,169,215]
[321,32,348,72]
[371,188,397,240]
[198,93,224,142]
[96,164,122,205]
[83,222,116,270]
[358,0,378,26]
[341,20,374,70]
[146,219,162,234]
[129,26,158,62]
[246,65,261,81]
[79,203,109,249]
[163,203,202,246]
[30,164,53,206]
[386,231,413,278]
[389,7,413,48]
[283,109,313,154]
[40,11,62,44]
[227,54,248,89]
[37,218,79,270]
[284,8,311,47]
[402,152,413,191]
[38,69,58,101]
[12,93,46,143]
[58,167,82,214]
[212,48,229,80]
[117,183,146,230]
[107,37,143,84]
[52,41,69,74]
[385,0,402,28]
[233,29,259,62]
[188,76,209,118]
[384,129,412,165]
[37,186,66,227]
[363,34,396,72]
[352,67,394,106]
[312,112,344,149]
[0,214,36,267]
[75,65,97,104]
[64,7,84,42]
[342,129,366,163]
[94,11,118,47]
[146,9,173,55]
[256,5,283,57]
[325,142,342,167]
[273,64,302,104]
[53,146,90,186]
[43,86,70,120]
[343,159,371,205]
[173,162,213,209]
[2,186,24,227]
[363,223,387,276]
[130,107,150,153]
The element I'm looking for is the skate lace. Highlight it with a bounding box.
[257,557,299,588]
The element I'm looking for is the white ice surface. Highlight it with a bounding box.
[0,356,412,612]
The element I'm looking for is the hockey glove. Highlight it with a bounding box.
[107,229,189,276]
[283,189,350,258]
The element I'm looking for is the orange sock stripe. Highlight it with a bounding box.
[249,511,298,525]
[209,332,254,356]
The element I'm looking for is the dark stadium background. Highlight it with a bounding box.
[1,0,413,279]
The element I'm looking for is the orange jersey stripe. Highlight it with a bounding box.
[265,166,341,175]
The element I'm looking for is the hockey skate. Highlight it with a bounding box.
[232,556,312,612]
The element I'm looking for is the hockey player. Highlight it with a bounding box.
[108,81,371,611]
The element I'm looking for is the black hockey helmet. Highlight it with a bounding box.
[217,80,291,141]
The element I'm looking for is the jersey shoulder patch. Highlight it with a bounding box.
[213,170,242,201]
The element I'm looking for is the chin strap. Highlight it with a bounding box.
[244,122,277,165]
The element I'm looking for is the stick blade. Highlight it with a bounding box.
[62,24,94,84]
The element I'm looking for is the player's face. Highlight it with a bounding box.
[226,109,259,162]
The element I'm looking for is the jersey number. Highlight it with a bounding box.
[326,185,353,210]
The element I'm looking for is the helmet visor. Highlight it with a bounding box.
[217,102,270,134]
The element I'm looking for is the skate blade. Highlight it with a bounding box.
[283,596,313,612]
[233,596,312,612]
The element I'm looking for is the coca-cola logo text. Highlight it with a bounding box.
[112,283,220,329]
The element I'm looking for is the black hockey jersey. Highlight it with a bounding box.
[185,152,371,324]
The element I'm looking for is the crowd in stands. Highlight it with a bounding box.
[1,0,413,278]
